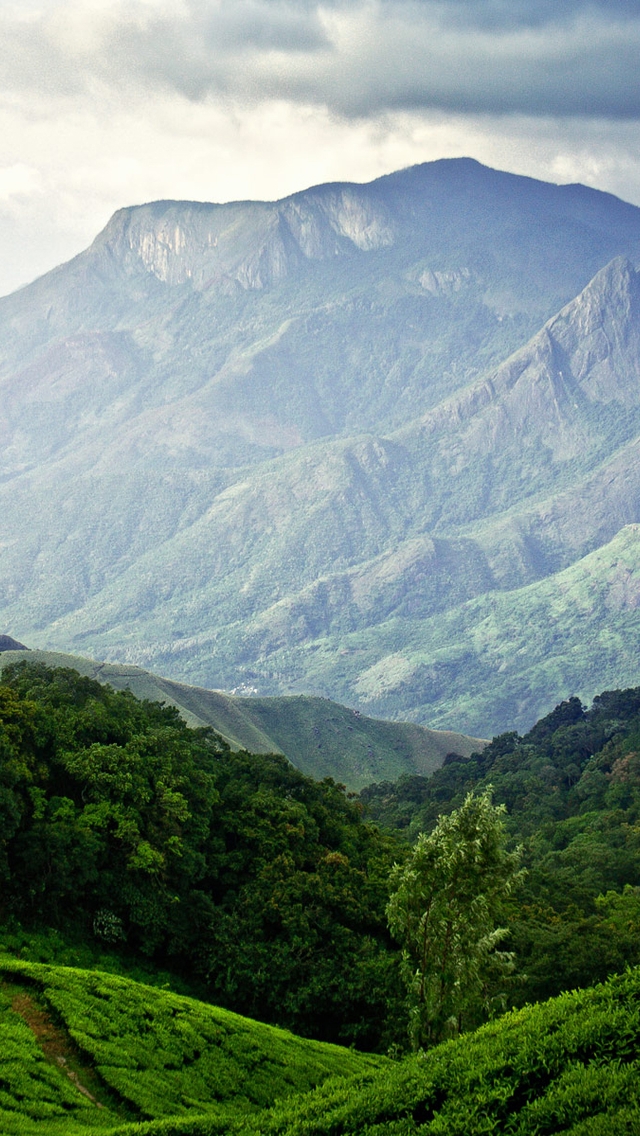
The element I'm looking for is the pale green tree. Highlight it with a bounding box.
[386,789,522,1048]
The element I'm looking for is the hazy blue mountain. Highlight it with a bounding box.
[0,635,28,651]
[3,159,640,735]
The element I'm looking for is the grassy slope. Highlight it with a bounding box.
[0,650,485,788]
[0,958,385,1136]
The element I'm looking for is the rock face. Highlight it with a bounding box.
[3,159,640,734]
[91,184,396,291]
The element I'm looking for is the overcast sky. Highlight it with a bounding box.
[1,0,640,296]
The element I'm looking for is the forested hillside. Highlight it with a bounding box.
[361,686,640,1005]
[3,659,640,1132]
[0,647,485,789]
[0,660,405,1049]
[2,658,640,1045]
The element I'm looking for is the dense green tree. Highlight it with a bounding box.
[364,689,640,1010]
[386,789,522,1048]
[0,661,403,1049]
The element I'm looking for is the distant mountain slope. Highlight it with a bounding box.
[255,524,640,738]
[0,635,28,651]
[0,650,485,788]
[4,160,640,735]
[14,256,640,736]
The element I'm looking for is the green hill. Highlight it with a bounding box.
[1,955,638,1136]
[0,958,385,1136]
[0,649,485,788]
[229,967,640,1136]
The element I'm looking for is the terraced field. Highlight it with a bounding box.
[2,956,640,1136]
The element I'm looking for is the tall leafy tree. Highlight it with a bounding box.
[386,789,522,1048]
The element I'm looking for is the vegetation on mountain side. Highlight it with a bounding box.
[0,958,384,1135]
[229,966,640,1136]
[0,660,403,1050]
[1,955,639,1136]
[9,965,635,1136]
[214,522,640,740]
[5,165,640,736]
[5,657,640,1072]
[0,648,486,791]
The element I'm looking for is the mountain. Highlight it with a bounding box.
[3,159,640,735]
[268,523,640,739]
[0,635,28,651]
[0,649,485,788]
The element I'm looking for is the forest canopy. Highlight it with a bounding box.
[0,661,401,1050]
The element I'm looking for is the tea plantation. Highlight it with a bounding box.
[1,957,639,1135]
[0,958,385,1134]
[4,659,640,1134]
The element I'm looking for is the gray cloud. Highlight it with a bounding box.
[395,0,640,31]
[0,1,639,121]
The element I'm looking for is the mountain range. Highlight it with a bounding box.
[3,158,640,736]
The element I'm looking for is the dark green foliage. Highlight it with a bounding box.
[0,661,402,1049]
[5,662,640,1134]
[362,687,640,1007]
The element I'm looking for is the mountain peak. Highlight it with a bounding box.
[90,180,396,292]
[543,256,640,405]
[0,635,28,651]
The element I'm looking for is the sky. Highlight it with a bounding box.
[1,0,640,296]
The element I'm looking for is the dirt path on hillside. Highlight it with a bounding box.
[7,985,105,1108]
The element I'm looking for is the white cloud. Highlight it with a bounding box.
[0,162,42,203]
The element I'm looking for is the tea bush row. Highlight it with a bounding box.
[0,959,384,1125]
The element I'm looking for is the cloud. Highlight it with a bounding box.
[0,163,42,203]
[0,0,640,298]
[0,0,639,121]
